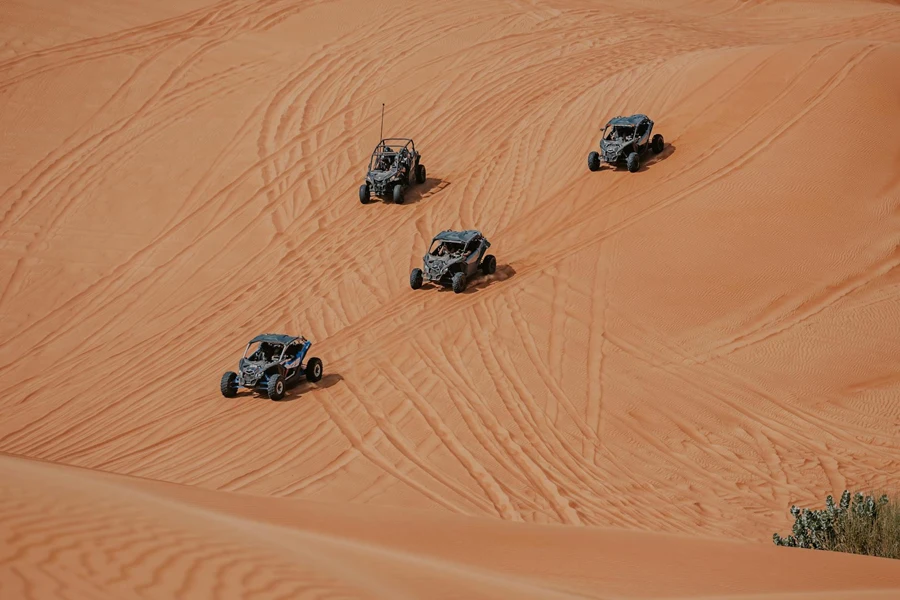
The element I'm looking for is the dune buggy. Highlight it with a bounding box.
[410,229,495,294]
[220,333,323,401]
[587,114,664,173]
[359,138,426,205]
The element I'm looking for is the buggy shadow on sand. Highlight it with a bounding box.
[359,138,426,205]
[400,176,449,205]
[437,262,515,294]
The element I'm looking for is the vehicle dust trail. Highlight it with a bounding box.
[1,0,900,596]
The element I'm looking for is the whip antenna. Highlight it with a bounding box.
[380,103,385,141]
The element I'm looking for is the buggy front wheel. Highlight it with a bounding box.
[220,371,238,398]
[587,151,601,172]
[652,134,664,154]
[410,268,424,290]
[392,184,404,204]
[626,152,640,173]
[305,357,323,383]
[452,272,467,294]
[359,184,371,204]
[481,254,496,275]
[416,164,426,184]
[267,374,285,401]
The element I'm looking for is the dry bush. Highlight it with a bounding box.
[774,490,900,560]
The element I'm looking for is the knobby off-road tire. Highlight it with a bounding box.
[587,151,601,172]
[305,357,323,383]
[267,374,285,401]
[392,184,404,204]
[481,254,496,275]
[626,152,640,173]
[416,164,426,184]
[452,272,467,294]
[652,134,664,154]
[220,371,238,398]
[410,268,424,290]
[359,184,370,204]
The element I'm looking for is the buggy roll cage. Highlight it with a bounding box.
[428,237,482,255]
[428,240,464,254]
[367,138,416,170]
[242,336,311,364]
[602,116,653,139]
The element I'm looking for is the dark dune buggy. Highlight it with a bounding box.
[410,229,496,294]
[587,114,664,173]
[220,333,323,401]
[359,138,426,205]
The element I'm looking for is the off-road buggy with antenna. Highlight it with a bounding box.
[220,333,323,401]
[359,138,426,205]
[587,114,664,173]
[409,229,495,294]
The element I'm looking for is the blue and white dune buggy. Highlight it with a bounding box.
[220,333,323,401]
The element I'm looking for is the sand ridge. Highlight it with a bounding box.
[2,453,900,599]
[1,0,900,597]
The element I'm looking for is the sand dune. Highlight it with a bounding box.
[3,453,900,599]
[1,0,899,596]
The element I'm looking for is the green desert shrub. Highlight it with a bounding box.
[773,490,900,559]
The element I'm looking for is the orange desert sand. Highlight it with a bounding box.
[1,0,900,598]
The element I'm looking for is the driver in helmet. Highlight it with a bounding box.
[376,146,394,170]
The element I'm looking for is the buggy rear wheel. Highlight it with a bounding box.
[652,134,664,154]
[220,371,238,398]
[410,268,424,290]
[587,151,601,172]
[416,164,426,184]
[626,152,640,173]
[359,184,370,204]
[392,184,404,204]
[305,357,323,383]
[267,374,285,401]
[481,254,496,275]
[452,272,467,294]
